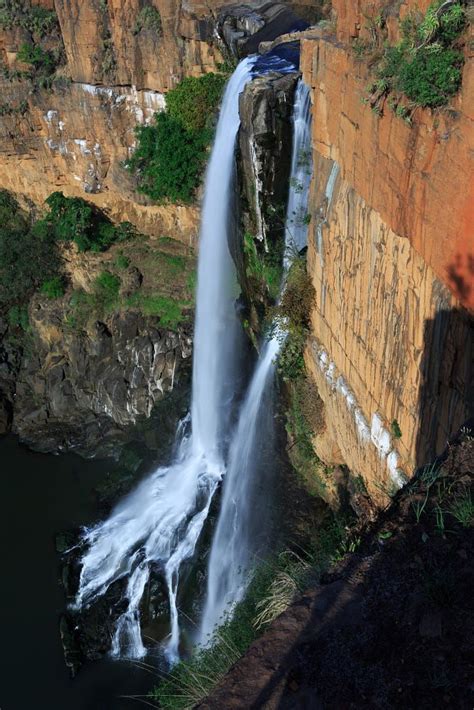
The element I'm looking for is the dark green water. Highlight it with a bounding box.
[0,435,152,710]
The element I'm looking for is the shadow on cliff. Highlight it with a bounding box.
[415,305,474,470]
[446,253,474,307]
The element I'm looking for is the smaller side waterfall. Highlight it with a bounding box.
[199,79,313,642]
[285,81,313,256]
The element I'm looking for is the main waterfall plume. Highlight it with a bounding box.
[199,79,313,641]
[72,58,255,662]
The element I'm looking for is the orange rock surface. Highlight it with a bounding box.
[300,1,473,502]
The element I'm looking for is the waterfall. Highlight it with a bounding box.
[72,57,255,663]
[199,79,313,642]
[285,81,313,257]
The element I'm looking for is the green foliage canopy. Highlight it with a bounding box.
[43,192,133,252]
[127,72,227,203]
[0,190,60,307]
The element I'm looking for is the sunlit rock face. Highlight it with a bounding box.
[299,0,473,503]
[0,0,316,240]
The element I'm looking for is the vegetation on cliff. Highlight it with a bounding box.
[151,511,351,710]
[356,0,468,118]
[0,190,61,313]
[0,0,58,37]
[127,73,227,203]
[0,190,195,334]
[42,191,133,252]
[133,4,162,36]
[0,0,64,88]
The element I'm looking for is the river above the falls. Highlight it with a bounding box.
[0,435,153,710]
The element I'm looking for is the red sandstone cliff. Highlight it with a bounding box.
[299,0,472,503]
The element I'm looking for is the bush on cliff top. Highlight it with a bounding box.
[127,72,227,203]
[361,0,467,115]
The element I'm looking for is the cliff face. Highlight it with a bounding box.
[0,0,222,242]
[300,1,473,502]
[0,0,316,240]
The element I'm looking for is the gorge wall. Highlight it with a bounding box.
[0,0,319,241]
[299,0,473,503]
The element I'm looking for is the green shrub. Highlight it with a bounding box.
[7,304,29,330]
[127,73,227,203]
[42,192,131,252]
[115,252,130,269]
[366,0,467,113]
[127,113,209,203]
[17,42,55,72]
[41,276,65,299]
[278,329,306,381]
[166,73,227,133]
[0,190,61,307]
[398,47,463,107]
[133,5,162,35]
[93,271,120,312]
[391,419,402,439]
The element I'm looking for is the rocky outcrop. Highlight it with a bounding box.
[297,2,473,502]
[238,71,297,246]
[12,298,192,455]
[233,69,297,333]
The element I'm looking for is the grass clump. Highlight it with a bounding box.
[126,292,186,329]
[127,73,227,203]
[362,0,467,117]
[449,491,473,527]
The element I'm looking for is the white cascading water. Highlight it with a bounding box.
[285,81,313,257]
[199,79,313,642]
[72,57,255,663]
